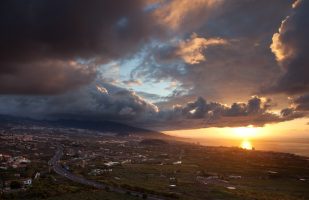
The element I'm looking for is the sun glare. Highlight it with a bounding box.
[241,140,253,150]
[233,125,258,150]
[233,125,258,139]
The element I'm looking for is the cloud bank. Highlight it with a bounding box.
[0,87,303,130]
[0,83,158,122]
[0,0,307,130]
[152,96,304,130]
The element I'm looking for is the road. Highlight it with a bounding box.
[49,145,166,200]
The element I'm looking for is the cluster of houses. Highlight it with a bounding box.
[1,172,40,191]
[0,154,37,191]
[0,154,31,169]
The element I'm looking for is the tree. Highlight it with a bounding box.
[142,193,148,199]
[104,186,110,192]
[10,181,22,189]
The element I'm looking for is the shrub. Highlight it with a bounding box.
[10,181,22,189]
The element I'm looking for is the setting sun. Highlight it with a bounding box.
[241,140,253,150]
[233,126,257,150]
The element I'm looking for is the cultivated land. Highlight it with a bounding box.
[0,123,309,200]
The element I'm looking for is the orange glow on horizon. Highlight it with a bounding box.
[232,125,259,139]
[240,140,253,150]
[163,118,309,140]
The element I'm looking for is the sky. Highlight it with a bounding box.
[0,0,308,138]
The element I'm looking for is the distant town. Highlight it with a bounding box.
[0,121,308,200]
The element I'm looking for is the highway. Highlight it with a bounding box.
[49,145,165,200]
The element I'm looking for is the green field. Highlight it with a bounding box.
[70,143,309,200]
[1,138,309,200]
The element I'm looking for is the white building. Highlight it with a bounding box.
[23,178,32,186]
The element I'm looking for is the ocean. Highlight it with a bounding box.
[191,138,309,157]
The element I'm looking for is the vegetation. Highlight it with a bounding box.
[1,128,308,200]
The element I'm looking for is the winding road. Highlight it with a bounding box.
[49,145,165,200]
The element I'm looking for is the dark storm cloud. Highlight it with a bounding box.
[0,0,306,130]
[201,0,293,39]
[130,0,293,104]
[151,96,304,130]
[0,0,161,94]
[131,38,281,104]
[177,96,273,119]
[294,94,309,111]
[0,0,294,98]
[0,60,97,95]
[0,84,304,130]
[0,82,158,121]
[225,96,272,117]
[280,108,294,117]
[267,0,309,95]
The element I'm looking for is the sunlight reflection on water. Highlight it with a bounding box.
[194,138,309,156]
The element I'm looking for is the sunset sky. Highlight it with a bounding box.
[0,0,308,138]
